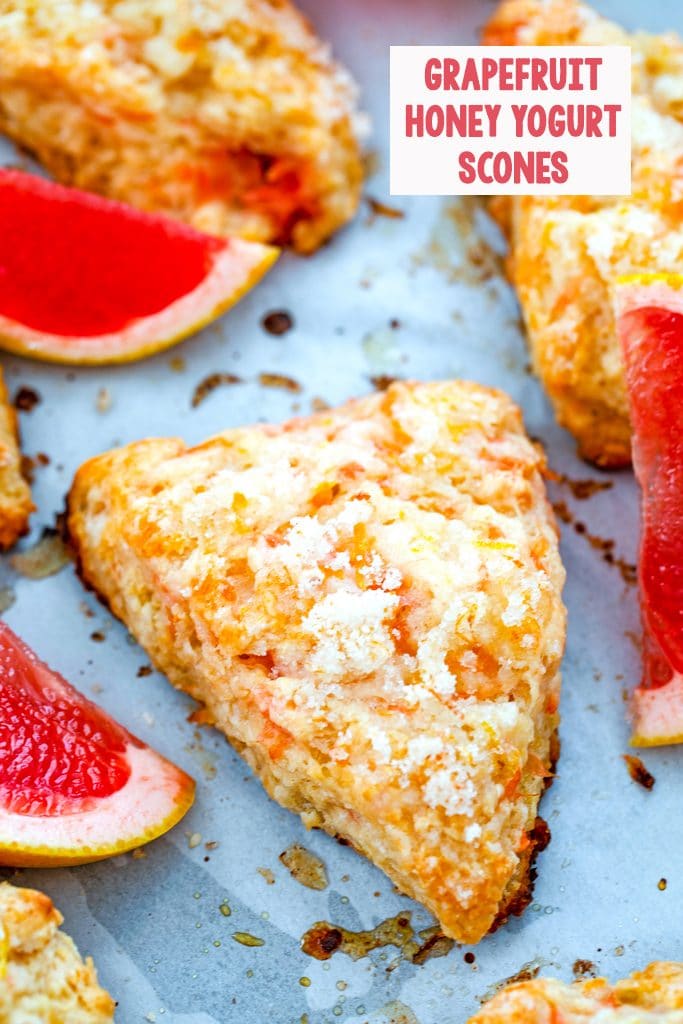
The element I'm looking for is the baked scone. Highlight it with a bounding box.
[0,881,115,1023]
[67,380,566,944]
[484,0,683,467]
[0,369,31,549]
[0,0,365,253]
[469,962,683,1022]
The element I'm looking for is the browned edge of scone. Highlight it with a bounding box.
[489,728,558,933]
[61,497,109,608]
[487,198,633,470]
[0,375,33,549]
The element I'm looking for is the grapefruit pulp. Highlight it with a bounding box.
[0,169,277,364]
[615,273,683,746]
[0,621,194,866]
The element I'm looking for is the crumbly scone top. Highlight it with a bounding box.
[0,882,115,1023]
[469,963,683,1022]
[0,0,363,138]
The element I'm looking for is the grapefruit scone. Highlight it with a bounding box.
[0,369,31,548]
[66,380,566,944]
[0,882,115,1022]
[484,0,683,467]
[0,0,365,253]
[468,962,683,1022]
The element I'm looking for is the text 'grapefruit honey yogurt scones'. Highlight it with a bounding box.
[468,962,683,1023]
[67,380,566,944]
[0,0,365,253]
[0,368,31,549]
[0,882,115,1023]
[484,0,683,467]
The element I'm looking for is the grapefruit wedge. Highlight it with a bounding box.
[0,621,194,866]
[0,169,277,364]
[615,273,683,746]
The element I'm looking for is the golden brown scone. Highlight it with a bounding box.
[0,369,31,548]
[67,380,566,944]
[484,0,683,467]
[0,0,365,253]
[468,962,683,1022]
[0,881,115,1023]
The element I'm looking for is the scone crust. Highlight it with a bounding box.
[0,882,115,1023]
[485,0,683,467]
[67,380,566,944]
[468,962,683,1022]
[0,369,32,548]
[0,0,364,252]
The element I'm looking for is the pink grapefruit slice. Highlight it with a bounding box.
[615,273,683,746]
[0,169,277,364]
[0,621,194,866]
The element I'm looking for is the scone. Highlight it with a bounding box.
[67,380,565,944]
[0,881,115,1023]
[0,369,31,548]
[469,962,683,1022]
[484,0,683,467]
[0,0,365,253]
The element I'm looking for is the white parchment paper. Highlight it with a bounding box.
[1,1,681,1021]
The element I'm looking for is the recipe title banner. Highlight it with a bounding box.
[390,46,631,196]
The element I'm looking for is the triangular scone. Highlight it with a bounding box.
[484,0,683,467]
[0,0,364,253]
[468,962,683,1022]
[0,882,114,1022]
[67,381,566,944]
[0,368,32,549]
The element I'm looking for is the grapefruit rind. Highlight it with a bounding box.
[0,238,278,365]
[0,744,195,867]
[615,272,683,747]
[615,273,683,319]
[631,673,683,748]
[0,921,7,978]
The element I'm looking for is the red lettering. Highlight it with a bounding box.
[604,103,621,136]
[424,58,441,91]
[405,104,423,137]
[458,151,477,184]
[585,57,602,90]
[551,151,569,183]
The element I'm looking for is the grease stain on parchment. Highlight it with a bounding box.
[301,912,453,966]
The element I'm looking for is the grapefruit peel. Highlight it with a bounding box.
[615,272,683,747]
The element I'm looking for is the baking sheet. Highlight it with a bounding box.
[1,1,682,1021]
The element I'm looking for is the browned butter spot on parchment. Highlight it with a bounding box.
[301,912,453,966]
[10,528,69,579]
[191,372,242,408]
[259,372,302,393]
[573,958,598,978]
[279,844,328,891]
